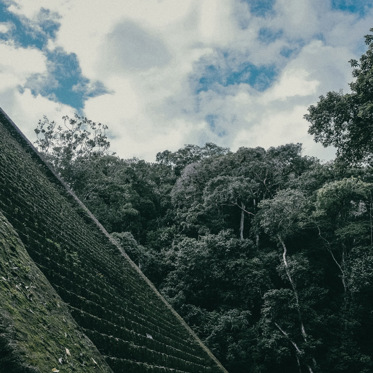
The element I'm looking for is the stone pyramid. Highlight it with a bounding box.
[0,108,227,373]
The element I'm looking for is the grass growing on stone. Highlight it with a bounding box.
[0,211,112,373]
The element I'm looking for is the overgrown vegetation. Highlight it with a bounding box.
[33,30,373,373]
[1,114,224,372]
[0,212,112,373]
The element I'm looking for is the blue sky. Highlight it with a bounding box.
[0,0,372,160]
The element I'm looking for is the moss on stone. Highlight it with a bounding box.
[0,211,112,373]
[0,108,227,372]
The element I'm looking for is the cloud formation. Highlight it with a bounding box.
[101,20,171,72]
[1,0,372,161]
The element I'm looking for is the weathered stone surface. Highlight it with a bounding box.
[0,210,112,373]
[0,108,227,373]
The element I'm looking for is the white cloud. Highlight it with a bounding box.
[0,88,74,141]
[274,0,324,39]
[0,22,12,33]
[99,20,171,73]
[0,42,60,137]
[0,42,46,83]
[0,38,72,143]
[84,77,140,127]
[199,0,238,46]
[2,0,372,162]
[266,67,320,101]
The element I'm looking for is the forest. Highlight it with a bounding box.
[33,31,373,372]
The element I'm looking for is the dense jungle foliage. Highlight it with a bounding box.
[34,31,373,373]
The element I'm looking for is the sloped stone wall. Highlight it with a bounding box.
[0,210,112,373]
[0,110,227,373]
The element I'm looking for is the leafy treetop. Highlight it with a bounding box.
[305,28,373,165]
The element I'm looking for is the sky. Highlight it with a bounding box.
[0,0,372,162]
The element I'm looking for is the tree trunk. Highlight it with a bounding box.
[369,193,373,247]
[240,202,245,240]
[277,235,308,340]
[275,322,314,373]
[277,235,317,371]
[316,225,347,292]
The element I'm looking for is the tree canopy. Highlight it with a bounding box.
[305,28,373,165]
[32,29,373,373]
[34,114,111,181]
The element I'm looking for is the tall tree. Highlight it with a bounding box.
[258,189,318,373]
[203,176,259,239]
[34,114,111,180]
[156,143,230,176]
[304,29,373,164]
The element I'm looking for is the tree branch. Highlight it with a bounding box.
[275,322,314,373]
